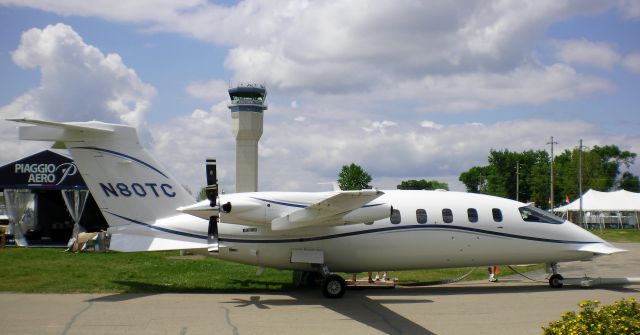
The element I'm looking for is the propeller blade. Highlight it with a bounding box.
[208,216,219,252]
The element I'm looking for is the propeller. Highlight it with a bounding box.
[205,158,219,252]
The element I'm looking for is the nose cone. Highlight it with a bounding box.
[578,242,628,255]
[566,221,627,255]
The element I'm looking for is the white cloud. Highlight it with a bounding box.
[7,23,155,126]
[384,63,613,112]
[3,1,613,92]
[553,39,621,69]
[623,53,640,74]
[618,0,640,18]
[0,0,207,24]
[185,79,229,102]
[420,121,444,130]
[2,3,638,194]
[0,23,156,166]
[362,120,397,134]
[149,102,236,194]
[246,113,640,192]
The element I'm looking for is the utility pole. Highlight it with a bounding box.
[516,160,520,202]
[578,139,585,226]
[547,136,558,210]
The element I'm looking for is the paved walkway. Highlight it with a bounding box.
[1,243,639,335]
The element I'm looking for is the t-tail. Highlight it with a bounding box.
[10,118,208,251]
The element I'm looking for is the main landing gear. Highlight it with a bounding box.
[547,263,564,288]
[316,265,347,298]
[322,274,347,298]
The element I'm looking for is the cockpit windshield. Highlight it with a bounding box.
[518,205,565,224]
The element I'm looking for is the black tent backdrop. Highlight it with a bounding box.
[0,149,107,246]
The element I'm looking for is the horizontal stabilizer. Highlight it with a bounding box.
[9,118,116,142]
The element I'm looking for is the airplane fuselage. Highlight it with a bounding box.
[177,190,608,273]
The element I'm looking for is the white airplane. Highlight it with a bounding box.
[10,118,625,298]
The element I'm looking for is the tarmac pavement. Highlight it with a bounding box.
[1,243,639,335]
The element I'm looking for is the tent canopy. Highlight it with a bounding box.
[555,189,640,212]
[0,149,87,190]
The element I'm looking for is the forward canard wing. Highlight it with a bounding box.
[270,189,392,231]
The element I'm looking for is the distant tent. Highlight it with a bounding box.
[554,189,640,229]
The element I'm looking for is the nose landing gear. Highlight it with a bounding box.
[547,263,564,288]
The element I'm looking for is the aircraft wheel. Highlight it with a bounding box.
[322,274,347,298]
[549,274,564,288]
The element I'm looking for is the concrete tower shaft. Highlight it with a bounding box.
[228,84,267,193]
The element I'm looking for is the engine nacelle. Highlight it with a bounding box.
[342,204,393,224]
[219,198,269,225]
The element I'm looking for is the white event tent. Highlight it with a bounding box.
[554,189,640,229]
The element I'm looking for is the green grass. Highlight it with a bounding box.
[0,248,293,293]
[0,248,541,293]
[1,228,636,294]
[590,228,640,243]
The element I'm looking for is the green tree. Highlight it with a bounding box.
[459,166,491,194]
[459,149,549,203]
[338,163,372,190]
[618,171,640,192]
[197,187,208,201]
[397,179,449,190]
[460,144,638,209]
[555,145,637,199]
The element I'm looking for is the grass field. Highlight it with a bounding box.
[590,228,640,242]
[0,228,637,294]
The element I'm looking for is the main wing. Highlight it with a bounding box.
[271,189,392,230]
[178,189,393,231]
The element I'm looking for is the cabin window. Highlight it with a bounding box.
[416,209,427,224]
[390,209,402,224]
[442,208,453,223]
[518,205,564,224]
[492,208,503,222]
[467,208,478,223]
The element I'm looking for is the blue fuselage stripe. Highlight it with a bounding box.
[105,212,599,246]
[106,211,207,240]
[219,224,598,245]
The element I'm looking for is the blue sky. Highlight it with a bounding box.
[1,1,639,194]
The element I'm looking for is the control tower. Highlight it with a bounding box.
[228,84,267,192]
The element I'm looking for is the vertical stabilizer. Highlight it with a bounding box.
[11,119,205,251]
